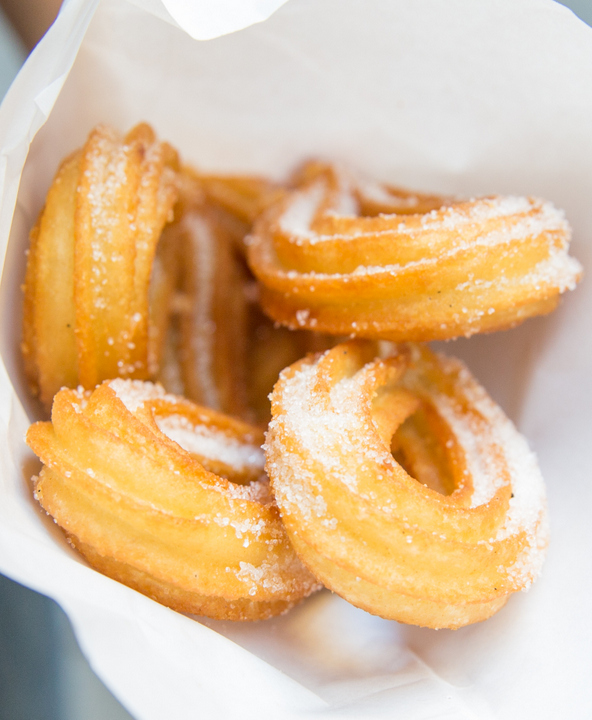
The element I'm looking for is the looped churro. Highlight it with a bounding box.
[158,170,252,418]
[22,123,180,410]
[27,380,320,620]
[163,169,334,423]
[247,163,581,341]
[266,340,548,629]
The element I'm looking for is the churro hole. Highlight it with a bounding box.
[390,405,458,496]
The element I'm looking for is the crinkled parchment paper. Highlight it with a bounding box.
[0,1,591,717]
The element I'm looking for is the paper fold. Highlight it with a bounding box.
[160,0,288,40]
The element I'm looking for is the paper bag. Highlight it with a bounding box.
[1,1,591,717]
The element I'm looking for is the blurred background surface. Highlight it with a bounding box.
[0,0,591,718]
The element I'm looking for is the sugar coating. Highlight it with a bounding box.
[109,378,272,504]
[109,377,175,412]
[107,378,318,597]
[279,181,326,236]
[79,126,177,380]
[430,355,548,585]
[267,347,548,590]
[356,174,428,210]
[267,359,380,525]
[427,393,507,508]
[280,178,566,244]
[235,557,321,598]
[269,175,581,299]
[155,413,265,473]
[82,129,131,346]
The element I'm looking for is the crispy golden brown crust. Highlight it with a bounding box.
[266,341,548,629]
[28,380,321,620]
[22,124,180,410]
[247,163,581,342]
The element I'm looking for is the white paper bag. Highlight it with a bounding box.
[1,1,591,717]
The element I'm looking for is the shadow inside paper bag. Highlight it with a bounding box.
[199,590,466,710]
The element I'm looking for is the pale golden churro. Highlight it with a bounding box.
[247,163,581,341]
[266,341,548,629]
[28,380,320,620]
[22,123,179,410]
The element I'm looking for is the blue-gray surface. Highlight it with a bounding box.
[556,0,592,25]
[1,1,591,719]
[0,574,59,720]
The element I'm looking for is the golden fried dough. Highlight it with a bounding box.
[22,123,179,410]
[247,163,581,341]
[28,380,321,620]
[266,341,548,629]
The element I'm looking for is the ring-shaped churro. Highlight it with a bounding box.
[157,170,252,417]
[22,123,179,410]
[266,340,548,629]
[162,170,335,423]
[247,164,581,341]
[27,380,320,620]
